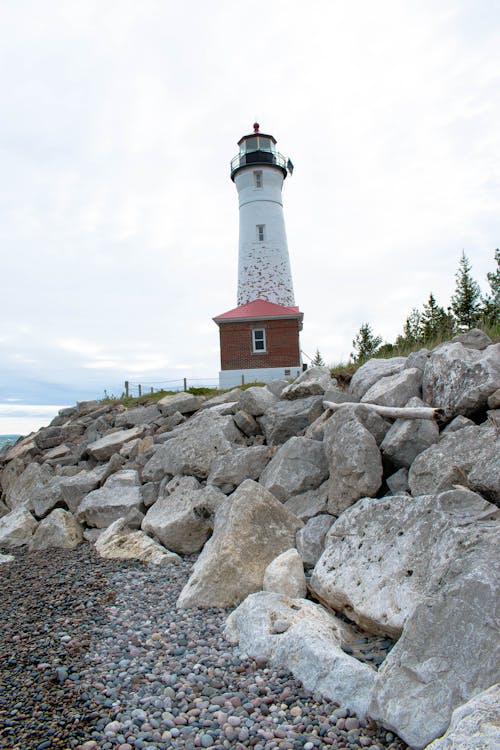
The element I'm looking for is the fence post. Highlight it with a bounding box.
[183,378,187,392]
[125,381,129,398]
[138,384,142,397]
[241,375,245,386]
[150,387,154,395]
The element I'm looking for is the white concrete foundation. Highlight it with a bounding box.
[219,366,302,390]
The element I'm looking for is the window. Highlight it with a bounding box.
[254,170,263,188]
[256,224,265,242]
[252,328,266,352]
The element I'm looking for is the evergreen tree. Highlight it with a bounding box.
[351,323,382,363]
[450,251,481,328]
[421,293,453,342]
[311,348,325,366]
[401,308,423,346]
[481,249,500,325]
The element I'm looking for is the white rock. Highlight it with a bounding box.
[87,427,146,461]
[258,396,324,445]
[451,327,492,350]
[349,357,407,401]
[238,386,278,416]
[263,548,307,598]
[361,367,422,407]
[281,366,332,400]
[0,507,38,547]
[423,342,500,418]
[95,517,180,565]
[29,508,83,550]
[157,392,205,417]
[207,445,270,493]
[0,552,15,564]
[424,684,500,750]
[311,488,498,638]
[177,480,303,609]
[380,396,440,469]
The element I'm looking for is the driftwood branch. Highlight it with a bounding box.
[323,401,444,421]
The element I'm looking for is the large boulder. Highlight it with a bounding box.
[0,508,38,547]
[5,462,54,510]
[95,517,180,565]
[361,367,422,407]
[451,327,492,350]
[142,476,225,554]
[115,404,162,428]
[225,591,375,719]
[349,357,407,401]
[422,342,500,418]
[259,437,328,502]
[380,396,440,469]
[263,548,307,598]
[369,531,499,748]
[207,445,270,493]
[142,411,242,481]
[258,396,324,445]
[87,427,146,461]
[238,386,278,416]
[58,465,109,512]
[157,392,205,417]
[280,366,332,400]
[76,470,143,528]
[409,422,499,504]
[176,480,303,609]
[424,684,500,750]
[28,508,83,551]
[323,405,383,514]
[310,488,498,638]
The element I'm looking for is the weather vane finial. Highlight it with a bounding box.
[253,122,260,133]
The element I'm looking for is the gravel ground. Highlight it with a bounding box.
[0,544,408,750]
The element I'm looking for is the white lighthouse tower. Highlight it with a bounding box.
[233,123,295,306]
[214,124,303,388]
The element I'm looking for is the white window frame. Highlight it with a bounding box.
[254,170,263,188]
[252,328,266,353]
[256,224,265,242]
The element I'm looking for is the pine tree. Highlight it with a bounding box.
[311,348,325,366]
[421,293,453,342]
[481,249,500,325]
[450,251,481,328]
[401,308,423,346]
[351,323,382,363]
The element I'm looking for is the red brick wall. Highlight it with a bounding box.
[218,318,301,370]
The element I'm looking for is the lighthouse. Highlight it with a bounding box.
[214,124,303,389]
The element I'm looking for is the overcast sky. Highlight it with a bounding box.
[1,0,499,434]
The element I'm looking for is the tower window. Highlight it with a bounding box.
[252,328,266,353]
[256,224,265,242]
[254,170,263,188]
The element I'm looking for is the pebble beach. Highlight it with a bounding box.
[1,545,408,750]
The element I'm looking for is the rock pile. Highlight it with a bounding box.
[1,332,499,749]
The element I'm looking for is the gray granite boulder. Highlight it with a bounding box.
[263,548,307,598]
[115,404,162,428]
[5,462,54,510]
[177,480,303,609]
[207,445,270,493]
[349,357,407,401]
[409,422,499,504]
[423,342,500,418]
[76,470,143,528]
[142,476,225,554]
[258,396,324,445]
[311,488,498,638]
[281,366,332,400]
[296,513,336,566]
[238,386,278,416]
[380,396,440,469]
[451,327,492,350]
[233,410,261,436]
[361,367,422,407]
[369,529,499,748]
[323,406,383,514]
[386,468,409,495]
[142,411,242,481]
[283,482,329,521]
[424,684,500,750]
[440,415,475,434]
[28,508,83,550]
[259,437,328,502]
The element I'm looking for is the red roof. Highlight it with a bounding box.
[214,299,303,323]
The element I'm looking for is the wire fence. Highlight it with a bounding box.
[123,377,221,399]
